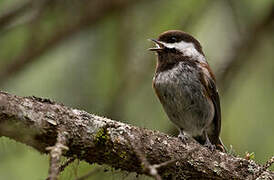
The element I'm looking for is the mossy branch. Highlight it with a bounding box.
[0,91,273,179]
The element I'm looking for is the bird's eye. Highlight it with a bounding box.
[170,37,177,43]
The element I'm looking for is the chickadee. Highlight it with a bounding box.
[149,30,223,150]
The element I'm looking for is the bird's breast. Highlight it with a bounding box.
[153,62,214,136]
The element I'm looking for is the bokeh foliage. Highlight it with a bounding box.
[0,0,273,179]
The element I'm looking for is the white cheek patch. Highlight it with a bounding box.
[161,41,205,62]
[164,41,193,50]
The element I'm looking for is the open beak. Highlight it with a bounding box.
[148,39,165,51]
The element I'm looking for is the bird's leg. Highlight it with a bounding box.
[203,131,215,151]
[178,129,188,144]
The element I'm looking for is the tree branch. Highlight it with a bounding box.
[0,91,273,179]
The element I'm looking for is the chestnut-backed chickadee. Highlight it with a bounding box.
[149,30,223,150]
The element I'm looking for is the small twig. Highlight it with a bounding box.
[75,167,101,180]
[125,134,178,180]
[59,157,75,173]
[46,131,69,180]
[125,133,161,180]
[252,156,274,179]
[151,159,178,169]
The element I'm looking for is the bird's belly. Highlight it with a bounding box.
[154,71,214,137]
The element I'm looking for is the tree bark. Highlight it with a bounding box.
[0,91,273,179]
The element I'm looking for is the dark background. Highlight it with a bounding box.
[0,0,273,179]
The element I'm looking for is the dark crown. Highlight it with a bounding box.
[158,30,204,56]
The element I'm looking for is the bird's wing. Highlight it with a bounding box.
[207,77,221,144]
[199,63,221,145]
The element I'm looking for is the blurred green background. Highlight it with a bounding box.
[0,0,273,179]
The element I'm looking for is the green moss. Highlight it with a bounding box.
[245,152,255,160]
[94,127,130,165]
[118,150,127,160]
[94,127,110,146]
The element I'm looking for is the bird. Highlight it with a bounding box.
[149,30,223,151]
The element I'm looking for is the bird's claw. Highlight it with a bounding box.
[178,133,188,144]
[204,142,216,151]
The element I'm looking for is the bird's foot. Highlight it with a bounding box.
[203,131,216,151]
[178,132,188,144]
[204,142,216,151]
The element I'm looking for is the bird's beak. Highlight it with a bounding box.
[148,39,165,51]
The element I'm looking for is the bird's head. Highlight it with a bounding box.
[149,30,205,63]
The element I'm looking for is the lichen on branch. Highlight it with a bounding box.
[0,91,273,179]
